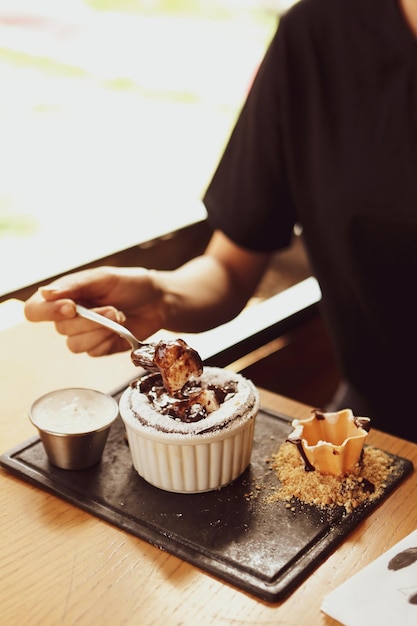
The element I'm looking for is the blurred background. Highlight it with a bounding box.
[0,1,296,297]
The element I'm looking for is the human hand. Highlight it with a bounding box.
[24,266,166,356]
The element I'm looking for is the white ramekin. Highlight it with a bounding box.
[119,368,259,493]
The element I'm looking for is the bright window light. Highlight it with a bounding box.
[0,1,277,297]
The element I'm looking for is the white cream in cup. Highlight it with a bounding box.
[29,388,119,470]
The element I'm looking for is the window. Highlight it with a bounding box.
[0,1,278,298]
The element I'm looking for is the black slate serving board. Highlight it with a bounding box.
[0,394,413,602]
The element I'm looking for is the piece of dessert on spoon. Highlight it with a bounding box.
[75,304,203,395]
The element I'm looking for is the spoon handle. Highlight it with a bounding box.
[75,304,140,351]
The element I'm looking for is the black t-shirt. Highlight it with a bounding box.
[204,0,417,440]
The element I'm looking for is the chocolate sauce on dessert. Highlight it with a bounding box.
[286,437,316,472]
[313,409,371,432]
[131,338,203,395]
[137,372,237,423]
[353,415,371,432]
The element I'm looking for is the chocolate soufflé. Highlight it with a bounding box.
[119,367,259,493]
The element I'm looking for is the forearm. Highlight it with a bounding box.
[154,233,270,333]
[23,230,270,355]
[154,258,244,333]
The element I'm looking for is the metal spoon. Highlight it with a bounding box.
[75,304,143,351]
[75,304,203,393]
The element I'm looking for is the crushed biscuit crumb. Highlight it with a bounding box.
[269,442,395,514]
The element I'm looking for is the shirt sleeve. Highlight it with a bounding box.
[203,24,296,253]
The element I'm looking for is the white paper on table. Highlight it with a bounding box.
[321,529,417,626]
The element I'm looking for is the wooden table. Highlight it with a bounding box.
[1,301,416,626]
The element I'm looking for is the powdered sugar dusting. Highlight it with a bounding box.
[119,367,258,437]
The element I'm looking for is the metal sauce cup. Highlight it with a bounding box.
[29,388,119,470]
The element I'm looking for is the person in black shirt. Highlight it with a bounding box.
[24,0,417,441]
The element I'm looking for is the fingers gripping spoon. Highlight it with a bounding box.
[75,304,203,394]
